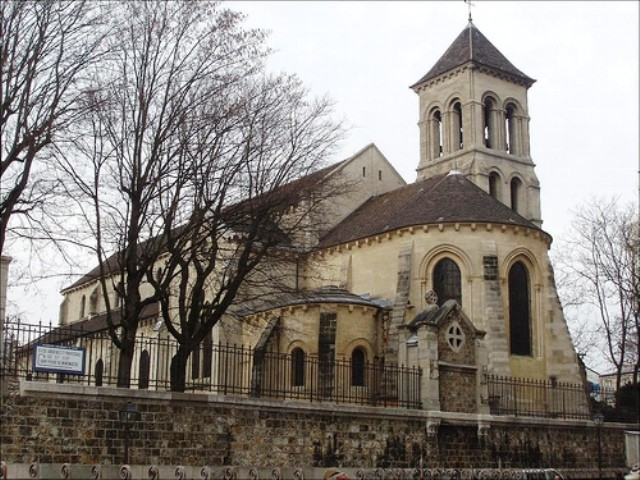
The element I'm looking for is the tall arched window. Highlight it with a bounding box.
[510,177,522,213]
[453,101,463,150]
[433,258,462,307]
[483,97,497,149]
[351,348,366,387]
[509,262,531,356]
[291,348,305,387]
[95,359,104,387]
[80,295,86,319]
[505,104,518,154]
[489,172,501,200]
[202,331,213,378]
[431,109,443,159]
[138,350,150,389]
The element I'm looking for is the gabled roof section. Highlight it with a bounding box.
[318,172,542,248]
[411,22,535,90]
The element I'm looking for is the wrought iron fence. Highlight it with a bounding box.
[0,319,422,409]
[485,374,591,420]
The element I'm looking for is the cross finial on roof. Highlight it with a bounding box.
[464,0,475,23]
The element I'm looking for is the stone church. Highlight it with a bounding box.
[57,20,584,411]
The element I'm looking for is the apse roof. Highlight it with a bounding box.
[411,22,535,89]
[318,171,541,247]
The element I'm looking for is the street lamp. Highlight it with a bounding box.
[593,410,604,480]
[119,401,140,465]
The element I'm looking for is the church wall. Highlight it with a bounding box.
[311,224,580,384]
[0,382,629,472]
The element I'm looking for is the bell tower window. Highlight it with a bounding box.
[431,109,443,159]
[510,177,523,213]
[489,172,501,200]
[452,101,463,150]
[505,104,518,155]
[483,97,497,149]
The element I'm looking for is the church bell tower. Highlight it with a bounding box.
[411,21,542,227]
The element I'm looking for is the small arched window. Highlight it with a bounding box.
[202,331,213,378]
[291,348,305,387]
[351,348,366,387]
[431,109,443,158]
[95,359,104,387]
[453,101,463,150]
[483,97,497,149]
[509,262,531,356]
[138,350,150,389]
[510,177,523,213]
[80,295,86,319]
[489,172,501,200]
[505,104,518,154]
[433,258,462,307]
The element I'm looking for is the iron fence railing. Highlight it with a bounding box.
[486,374,591,420]
[0,319,422,409]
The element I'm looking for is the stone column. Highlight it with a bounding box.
[416,323,440,410]
[0,256,12,357]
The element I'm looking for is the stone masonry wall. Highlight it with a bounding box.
[0,382,628,471]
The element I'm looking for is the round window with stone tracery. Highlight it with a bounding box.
[446,322,465,352]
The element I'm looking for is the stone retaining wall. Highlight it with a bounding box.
[0,381,630,472]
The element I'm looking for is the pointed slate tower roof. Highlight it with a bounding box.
[411,22,535,90]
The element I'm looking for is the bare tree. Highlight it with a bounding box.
[0,1,105,256]
[556,197,640,395]
[60,1,342,389]
[145,74,343,391]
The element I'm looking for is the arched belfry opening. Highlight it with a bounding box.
[483,96,498,149]
[489,171,501,200]
[431,108,443,159]
[505,103,519,155]
[510,177,523,213]
[452,100,463,150]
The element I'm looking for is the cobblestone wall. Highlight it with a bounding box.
[0,382,628,470]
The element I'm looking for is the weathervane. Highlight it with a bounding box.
[464,0,475,23]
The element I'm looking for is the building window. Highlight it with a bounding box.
[433,258,462,306]
[505,104,518,155]
[191,344,201,380]
[489,172,500,200]
[509,261,531,356]
[138,350,150,389]
[453,101,463,150]
[362,166,366,177]
[378,170,382,181]
[483,97,497,149]
[432,109,443,158]
[80,295,86,319]
[202,331,213,378]
[95,359,104,387]
[291,347,305,387]
[510,177,522,213]
[351,348,366,387]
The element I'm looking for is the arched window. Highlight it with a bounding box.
[191,344,201,380]
[291,348,305,387]
[95,359,104,387]
[510,177,522,213]
[505,104,518,154]
[483,97,497,149]
[431,109,443,158]
[202,331,213,378]
[453,101,463,150]
[138,350,150,389]
[509,262,531,356]
[351,348,366,387]
[80,295,86,319]
[489,172,501,200]
[433,258,462,307]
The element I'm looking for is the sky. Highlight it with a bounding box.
[5,1,640,344]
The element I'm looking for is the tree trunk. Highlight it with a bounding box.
[116,328,137,388]
[170,346,190,392]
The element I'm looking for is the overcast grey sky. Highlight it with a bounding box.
[6,1,639,330]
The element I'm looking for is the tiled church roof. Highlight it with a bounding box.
[318,172,540,247]
[411,22,535,89]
